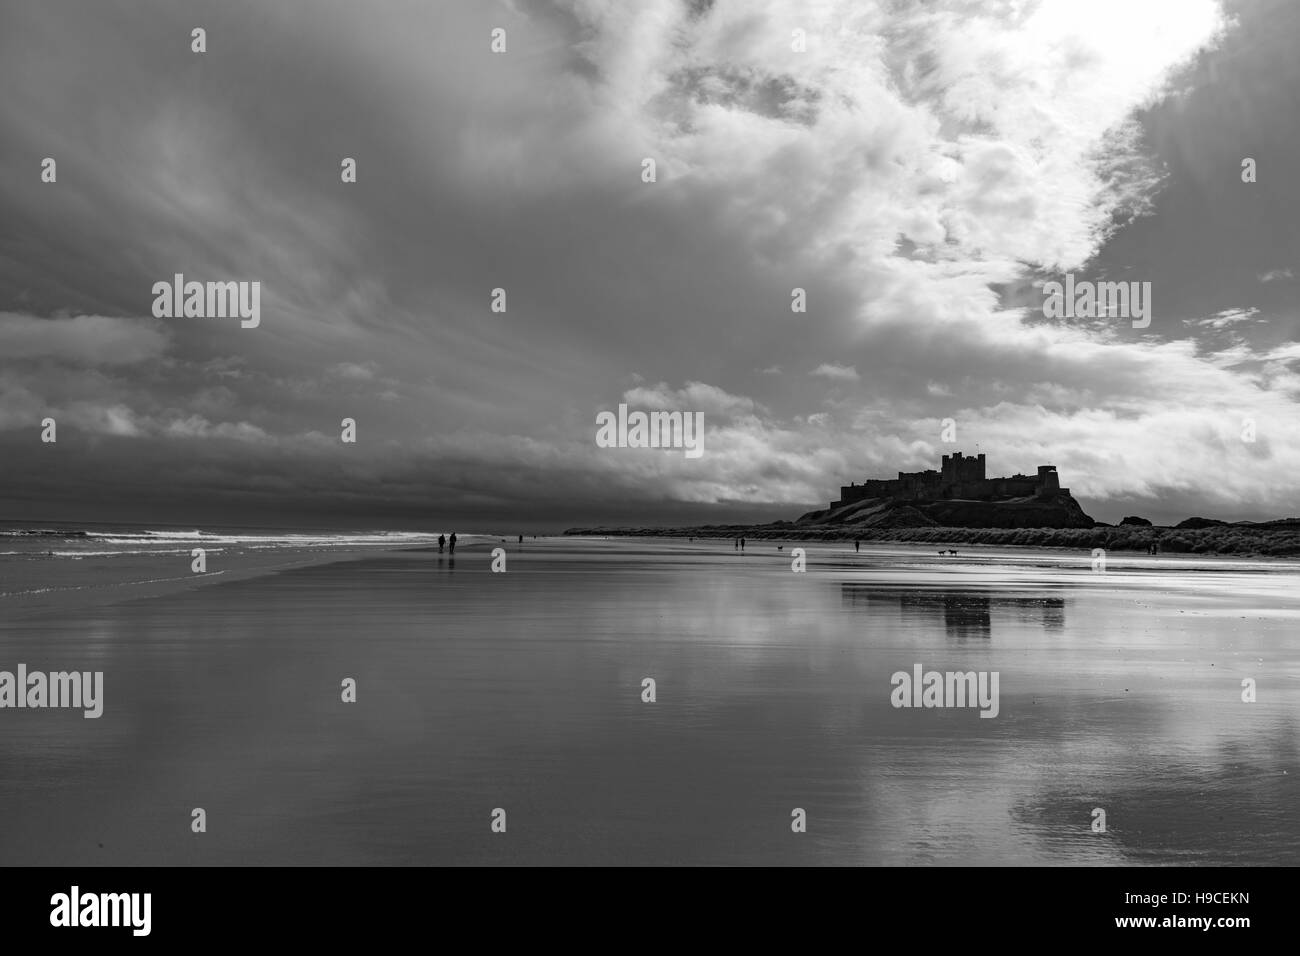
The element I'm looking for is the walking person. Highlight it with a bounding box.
[438,534,446,553]
[449,532,457,554]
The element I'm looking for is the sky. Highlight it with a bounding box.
[1,0,1298,531]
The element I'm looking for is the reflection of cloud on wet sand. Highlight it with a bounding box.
[1,540,1297,864]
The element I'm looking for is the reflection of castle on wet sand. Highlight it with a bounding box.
[842,585,1066,638]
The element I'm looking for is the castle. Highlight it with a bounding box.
[832,452,1067,508]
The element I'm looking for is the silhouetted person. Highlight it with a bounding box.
[449,532,457,554]
[741,538,746,551]
[735,538,739,550]
[855,540,860,552]
[438,534,446,553]
[518,534,523,544]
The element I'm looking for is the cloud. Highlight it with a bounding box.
[6,0,1291,527]
[0,313,168,365]
[1186,308,1261,329]
[332,362,377,381]
[161,415,272,442]
[55,402,146,438]
[621,381,766,419]
[811,363,860,382]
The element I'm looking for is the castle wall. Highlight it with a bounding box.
[834,455,1063,509]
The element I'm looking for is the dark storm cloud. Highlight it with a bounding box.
[1,0,1294,527]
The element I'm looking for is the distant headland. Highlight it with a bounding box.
[565,450,1300,556]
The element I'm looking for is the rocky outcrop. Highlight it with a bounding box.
[796,491,1095,530]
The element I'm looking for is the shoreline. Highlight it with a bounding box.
[563,523,1300,557]
[0,540,489,622]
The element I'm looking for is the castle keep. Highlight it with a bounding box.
[833,452,1066,508]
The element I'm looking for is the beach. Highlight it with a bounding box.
[1,535,1297,865]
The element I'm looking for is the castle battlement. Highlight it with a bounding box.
[833,453,1066,509]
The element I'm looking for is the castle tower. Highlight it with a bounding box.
[1036,465,1060,497]
[942,451,985,485]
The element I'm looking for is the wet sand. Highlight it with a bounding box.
[1,538,1296,865]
